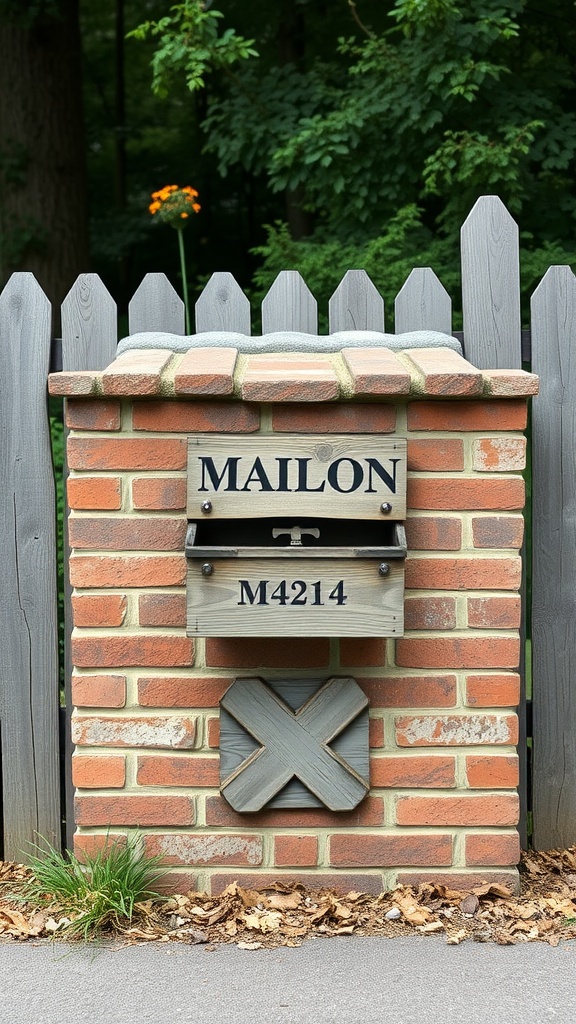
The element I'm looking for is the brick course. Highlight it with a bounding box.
[67,476,122,510]
[71,673,126,708]
[274,835,319,867]
[54,346,529,892]
[132,477,187,511]
[329,833,453,867]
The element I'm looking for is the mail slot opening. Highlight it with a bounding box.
[185,516,407,559]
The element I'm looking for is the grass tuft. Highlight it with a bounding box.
[18,834,165,940]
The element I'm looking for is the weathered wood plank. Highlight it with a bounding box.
[61,274,118,371]
[261,271,317,333]
[60,274,118,849]
[128,273,185,335]
[195,272,251,334]
[220,676,369,811]
[460,196,522,368]
[531,265,576,849]
[328,270,385,332]
[187,558,405,637]
[220,676,369,809]
[394,268,452,335]
[0,274,61,859]
[187,434,407,520]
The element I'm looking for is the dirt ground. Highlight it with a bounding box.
[1,847,576,948]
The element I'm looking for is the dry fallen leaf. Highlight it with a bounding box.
[473,883,513,900]
[395,895,434,927]
[0,847,576,949]
[237,887,262,908]
[266,892,303,911]
[417,921,444,934]
[0,909,33,935]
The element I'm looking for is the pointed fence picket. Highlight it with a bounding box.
[128,272,185,336]
[0,274,61,860]
[261,270,318,334]
[195,272,251,334]
[394,268,452,335]
[460,195,522,369]
[3,195,576,856]
[328,269,385,332]
[531,265,576,849]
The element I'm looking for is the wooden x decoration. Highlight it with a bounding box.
[220,676,369,812]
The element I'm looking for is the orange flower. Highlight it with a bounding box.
[148,184,201,227]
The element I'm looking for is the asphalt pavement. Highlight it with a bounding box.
[1,936,575,1024]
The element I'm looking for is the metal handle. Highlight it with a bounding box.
[272,525,320,547]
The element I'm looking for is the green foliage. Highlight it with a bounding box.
[423,122,545,227]
[202,63,333,179]
[192,0,576,249]
[128,0,258,96]
[252,212,576,330]
[19,834,164,940]
[87,0,576,299]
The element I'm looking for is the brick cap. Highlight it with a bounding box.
[49,345,539,401]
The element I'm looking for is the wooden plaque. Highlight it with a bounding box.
[187,557,404,637]
[219,676,370,811]
[187,434,407,520]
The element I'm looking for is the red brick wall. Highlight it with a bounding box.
[52,349,536,894]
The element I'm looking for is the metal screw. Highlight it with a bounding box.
[201,562,214,576]
[380,502,392,514]
[378,563,390,576]
[201,500,213,514]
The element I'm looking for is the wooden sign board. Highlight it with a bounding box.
[187,557,404,637]
[187,434,407,520]
[219,676,370,811]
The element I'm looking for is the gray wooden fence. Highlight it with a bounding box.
[0,194,574,859]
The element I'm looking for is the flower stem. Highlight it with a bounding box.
[177,228,191,333]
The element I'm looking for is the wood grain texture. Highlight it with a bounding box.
[187,558,405,637]
[0,274,61,858]
[261,271,318,333]
[187,434,407,520]
[328,270,385,332]
[195,272,251,334]
[531,265,576,848]
[394,268,452,335]
[460,196,521,369]
[61,274,119,848]
[61,274,118,372]
[219,676,369,811]
[128,273,185,335]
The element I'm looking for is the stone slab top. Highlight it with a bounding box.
[49,343,539,402]
[115,329,464,356]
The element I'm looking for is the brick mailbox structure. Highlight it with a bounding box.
[50,342,537,894]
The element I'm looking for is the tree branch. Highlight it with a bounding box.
[347,1,376,39]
